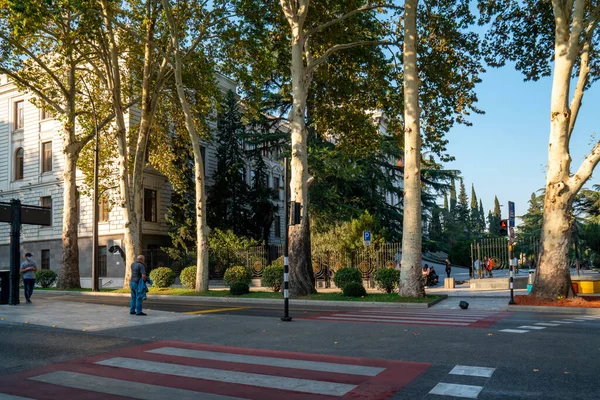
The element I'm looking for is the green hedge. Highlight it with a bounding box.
[374,268,400,293]
[343,282,366,297]
[262,265,284,292]
[36,269,57,288]
[230,282,250,295]
[180,266,196,289]
[333,267,362,290]
[149,267,176,288]
[223,266,252,287]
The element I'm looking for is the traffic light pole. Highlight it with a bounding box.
[281,157,292,322]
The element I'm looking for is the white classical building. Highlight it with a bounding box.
[0,74,285,287]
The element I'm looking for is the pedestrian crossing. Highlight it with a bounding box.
[428,364,496,399]
[303,308,510,328]
[0,341,430,400]
[499,314,600,334]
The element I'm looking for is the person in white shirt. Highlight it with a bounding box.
[473,258,481,279]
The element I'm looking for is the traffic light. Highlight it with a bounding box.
[499,219,508,236]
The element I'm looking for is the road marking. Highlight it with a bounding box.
[518,325,546,330]
[316,316,471,326]
[562,319,585,322]
[0,394,34,400]
[550,321,573,324]
[185,307,248,315]
[97,357,358,396]
[500,329,530,333]
[30,371,244,400]
[449,365,495,378]
[429,382,483,399]
[327,313,480,322]
[148,347,385,376]
[535,323,560,327]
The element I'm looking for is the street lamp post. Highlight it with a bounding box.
[82,82,100,292]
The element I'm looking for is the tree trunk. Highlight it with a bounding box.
[161,0,209,292]
[58,150,81,288]
[288,25,316,296]
[531,43,575,299]
[399,0,424,298]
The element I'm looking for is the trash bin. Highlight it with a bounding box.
[527,269,535,293]
[0,270,9,304]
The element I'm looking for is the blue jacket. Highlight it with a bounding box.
[136,278,152,301]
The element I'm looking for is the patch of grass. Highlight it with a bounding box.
[112,287,440,303]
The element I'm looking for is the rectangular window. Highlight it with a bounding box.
[99,197,110,222]
[41,196,52,226]
[274,215,281,238]
[15,100,24,130]
[41,249,50,270]
[42,141,52,173]
[99,246,107,277]
[144,189,157,222]
[249,170,255,187]
[41,106,53,120]
[273,175,280,199]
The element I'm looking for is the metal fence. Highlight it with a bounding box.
[470,238,510,271]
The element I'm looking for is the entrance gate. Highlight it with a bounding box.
[470,238,510,271]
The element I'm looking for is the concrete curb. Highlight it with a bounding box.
[507,305,600,315]
[39,290,447,309]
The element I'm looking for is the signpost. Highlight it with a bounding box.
[363,231,371,246]
[0,200,52,305]
[281,158,293,322]
[508,201,515,228]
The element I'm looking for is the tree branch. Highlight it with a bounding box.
[0,32,69,95]
[0,68,66,115]
[570,140,600,194]
[305,4,398,39]
[306,40,393,74]
[568,0,586,57]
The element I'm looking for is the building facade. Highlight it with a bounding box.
[0,74,285,287]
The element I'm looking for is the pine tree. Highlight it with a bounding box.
[454,179,470,239]
[479,199,485,233]
[207,90,253,236]
[246,118,278,245]
[450,178,457,211]
[428,206,444,243]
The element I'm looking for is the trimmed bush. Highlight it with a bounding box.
[149,267,176,288]
[374,268,400,294]
[333,267,362,290]
[35,269,57,288]
[223,265,252,287]
[343,282,366,297]
[180,266,196,289]
[230,282,250,295]
[262,265,284,292]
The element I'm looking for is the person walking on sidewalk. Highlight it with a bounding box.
[129,255,147,316]
[473,258,481,279]
[444,258,452,278]
[20,253,37,304]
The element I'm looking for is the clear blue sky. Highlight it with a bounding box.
[444,64,600,224]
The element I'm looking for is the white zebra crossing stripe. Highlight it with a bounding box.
[97,357,358,396]
[535,323,560,327]
[518,326,546,330]
[147,347,384,376]
[429,382,483,399]
[316,316,471,326]
[30,371,244,400]
[449,365,495,378]
[500,329,529,333]
[551,321,573,324]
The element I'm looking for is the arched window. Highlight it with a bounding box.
[14,148,24,180]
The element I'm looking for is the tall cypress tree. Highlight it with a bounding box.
[479,199,486,234]
[449,178,457,211]
[428,206,443,242]
[454,179,470,239]
[207,90,252,236]
[488,196,502,236]
[470,184,481,237]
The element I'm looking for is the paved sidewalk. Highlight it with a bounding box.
[0,300,199,332]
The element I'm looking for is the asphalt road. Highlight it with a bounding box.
[1,293,599,400]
